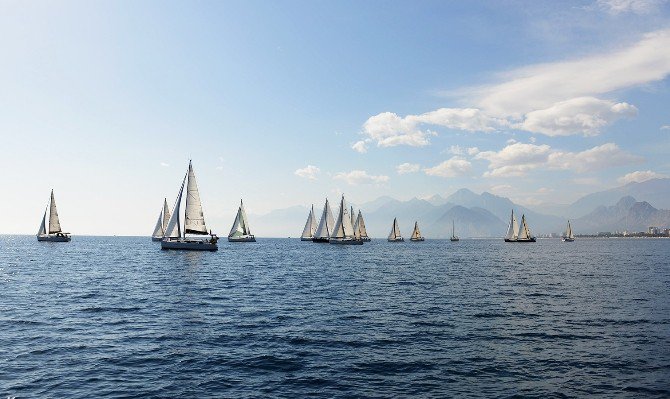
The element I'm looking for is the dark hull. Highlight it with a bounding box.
[562,237,575,242]
[300,237,313,241]
[388,238,404,242]
[410,238,425,241]
[450,238,459,242]
[161,239,218,251]
[516,238,536,242]
[312,237,330,243]
[151,236,162,242]
[37,235,71,242]
[361,237,372,242]
[330,238,364,245]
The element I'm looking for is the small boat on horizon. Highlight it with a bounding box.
[161,161,219,251]
[151,198,171,241]
[450,220,459,242]
[388,217,404,242]
[228,199,256,242]
[410,221,425,241]
[37,189,71,242]
[330,195,363,245]
[300,205,318,241]
[562,220,575,242]
[313,198,335,243]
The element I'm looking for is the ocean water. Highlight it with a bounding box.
[1,236,669,398]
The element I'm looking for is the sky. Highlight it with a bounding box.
[1,0,669,235]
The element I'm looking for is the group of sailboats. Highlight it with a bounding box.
[301,196,370,244]
[504,210,536,242]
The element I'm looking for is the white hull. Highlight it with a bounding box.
[228,235,256,242]
[37,234,71,242]
[330,238,364,245]
[161,238,218,251]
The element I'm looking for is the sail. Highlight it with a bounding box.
[389,218,401,239]
[162,198,171,232]
[350,206,356,229]
[48,190,62,233]
[331,196,355,239]
[301,205,317,239]
[517,215,531,240]
[567,220,574,239]
[228,200,251,238]
[184,161,208,235]
[240,200,251,235]
[37,207,47,236]
[164,174,186,238]
[151,207,164,237]
[356,210,369,238]
[505,210,519,240]
[452,220,456,238]
[314,199,335,239]
[411,221,422,239]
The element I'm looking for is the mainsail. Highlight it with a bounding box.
[355,210,369,239]
[411,221,422,239]
[184,161,208,235]
[517,214,531,240]
[505,210,519,240]
[48,190,62,234]
[566,220,574,239]
[301,205,317,239]
[314,198,335,239]
[229,200,252,238]
[152,210,164,237]
[350,206,356,228]
[331,195,355,239]
[164,174,186,238]
[388,218,402,240]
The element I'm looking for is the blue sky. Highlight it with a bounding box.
[1,0,669,235]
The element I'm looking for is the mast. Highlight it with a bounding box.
[184,160,208,235]
[164,173,187,238]
[452,220,455,238]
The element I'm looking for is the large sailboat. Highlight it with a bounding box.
[313,198,335,243]
[300,205,318,241]
[37,190,71,242]
[410,221,425,241]
[151,198,171,241]
[161,161,218,251]
[388,217,404,242]
[504,210,520,242]
[450,220,459,242]
[330,195,363,245]
[562,220,575,242]
[353,210,371,242]
[228,199,256,242]
[515,214,536,242]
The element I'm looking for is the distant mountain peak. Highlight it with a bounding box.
[615,196,637,209]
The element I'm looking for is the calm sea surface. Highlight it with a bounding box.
[1,236,669,398]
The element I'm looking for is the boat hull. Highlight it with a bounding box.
[504,238,516,242]
[361,237,371,242]
[151,236,163,242]
[516,238,536,242]
[450,238,460,242]
[330,238,363,245]
[562,237,575,242]
[161,239,218,251]
[228,236,256,242]
[37,234,71,242]
[300,237,314,241]
[410,237,425,241]
[388,238,404,242]
[312,237,330,243]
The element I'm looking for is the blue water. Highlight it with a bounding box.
[1,236,669,397]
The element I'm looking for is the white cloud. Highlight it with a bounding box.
[160,162,169,167]
[352,140,369,153]
[490,184,512,193]
[396,163,421,175]
[617,170,668,184]
[519,97,637,136]
[536,187,554,194]
[294,165,321,180]
[467,147,480,156]
[423,157,472,178]
[598,0,665,14]
[661,125,670,130]
[333,170,389,185]
[446,145,464,155]
[476,142,642,177]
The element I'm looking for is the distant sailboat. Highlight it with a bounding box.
[450,220,459,242]
[161,161,218,251]
[410,221,425,241]
[515,214,536,242]
[313,198,335,243]
[353,210,371,242]
[228,199,256,242]
[300,205,318,241]
[388,217,404,242]
[562,220,575,242]
[330,195,363,245]
[151,198,171,241]
[504,210,520,242]
[37,190,71,242]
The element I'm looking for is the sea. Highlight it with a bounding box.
[1,236,669,398]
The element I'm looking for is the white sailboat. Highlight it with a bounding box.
[388,217,404,242]
[504,209,519,242]
[37,190,71,242]
[313,198,335,243]
[330,195,363,245]
[410,221,425,241]
[300,205,318,241]
[515,214,536,242]
[562,220,575,242]
[450,220,459,242]
[161,161,218,251]
[151,198,171,241]
[353,210,371,242]
[228,199,256,242]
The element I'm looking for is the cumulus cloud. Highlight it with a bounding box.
[423,157,472,178]
[467,147,480,155]
[333,170,389,185]
[598,0,665,14]
[396,163,421,175]
[476,142,642,177]
[617,170,668,184]
[294,165,321,180]
[361,112,434,148]
[490,184,512,193]
[352,140,369,153]
[661,125,670,130]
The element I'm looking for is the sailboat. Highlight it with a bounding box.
[450,220,459,242]
[228,199,256,242]
[515,214,536,242]
[388,217,404,242]
[562,220,575,242]
[313,198,335,243]
[330,195,363,245]
[300,205,318,241]
[151,198,171,241]
[410,221,425,241]
[353,210,371,242]
[504,210,520,242]
[161,161,218,251]
[37,190,71,242]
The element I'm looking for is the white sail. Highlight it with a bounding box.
[331,195,355,239]
[350,206,356,228]
[517,214,531,240]
[162,198,171,232]
[388,218,402,240]
[301,205,317,239]
[314,199,335,239]
[567,220,574,239]
[356,210,369,238]
[411,221,422,239]
[452,220,456,238]
[151,209,164,237]
[37,207,47,236]
[164,174,186,238]
[48,190,62,233]
[184,161,208,235]
[229,200,251,238]
[505,210,519,240]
